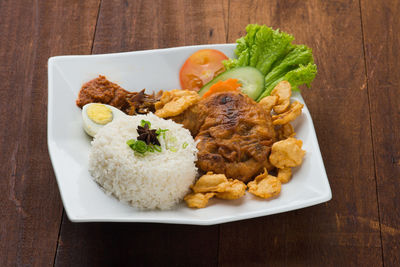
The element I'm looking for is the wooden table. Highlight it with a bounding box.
[1,0,399,266]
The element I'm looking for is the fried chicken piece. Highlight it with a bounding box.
[184,193,215,209]
[195,92,276,182]
[76,75,160,115]
[248,169,281,199]
[161,90,275,182]
[169,103,208,136]
[269,137,305,168]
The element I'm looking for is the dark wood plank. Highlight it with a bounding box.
[360,0,400,266]
[54,0,227,266]
[0,0,100,266]
[92,0,229,53]
[218,1,382,266]
[55,222,219,266]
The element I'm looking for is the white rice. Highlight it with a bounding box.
[89,113,198,210]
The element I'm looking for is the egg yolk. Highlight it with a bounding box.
[86,104,113,125]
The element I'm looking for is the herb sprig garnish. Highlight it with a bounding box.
[127,139,149,154]
[137,121,160,146]
[127,119,189,154]
[127,120,164,154]
[156,128,169,140]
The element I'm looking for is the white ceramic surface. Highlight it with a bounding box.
[48,44,331,225]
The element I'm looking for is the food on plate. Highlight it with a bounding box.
[271,101,304,125]
[160,99,207,136]
[277,168,292,184]
[219,24,316,101]
[184,172,247,208]
[258,61,317,101]
[269,137,305,169]
[89,113,198,210]
[276,123,295,140]
[248,169,281,199]
[76,23,314,211]
[215,179,247,200]
[76,75,127,109]
[270,80,291,113]
[195,91,276,182]
[180,49,228,92]
[77,77,306,209]
[155,89,201,118]
[161,90,276,182]
[76,75,161,115]
[190,172,246,199]
[191,172,230,193]
[184,192,215,209]
[81,103,127,137]
[259,95,278,113]
[198,66,264,100]
[201,78,241,99]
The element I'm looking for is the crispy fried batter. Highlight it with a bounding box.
[271,81,292,114]
[277,167,292,183]
[272,101,304,125]
[191,172,229,193]
[269,137,305,168]
[195,92,276,182]
[215,179,247,200]
[259,95,278,114]
[185,172,247,208]
[155,89,201,118]
[276,123,296,140]
[184,192,215,209]
[248,169,281,199]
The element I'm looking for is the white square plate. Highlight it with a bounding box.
[48,44,331,225]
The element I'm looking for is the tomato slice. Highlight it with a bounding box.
[179,49,228,92]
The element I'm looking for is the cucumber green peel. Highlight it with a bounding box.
[221,24,317,101]
[198,66,264,100]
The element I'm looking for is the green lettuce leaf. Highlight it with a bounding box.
[257,63,317,101]
[225,24,294,75]
[264,45,314,89]
[223,24,317,101]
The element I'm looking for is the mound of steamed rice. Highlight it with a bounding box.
[89,113,198,210]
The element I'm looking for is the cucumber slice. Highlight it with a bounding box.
[198,66,264,100]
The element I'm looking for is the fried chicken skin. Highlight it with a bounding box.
[171,91,275,182]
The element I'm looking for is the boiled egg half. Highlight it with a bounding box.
[82,103,127,137]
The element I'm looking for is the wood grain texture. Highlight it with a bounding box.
[3,0,396,266]
[361,0,400,266]
[54,0,227,266]
[218,1,382,266]
[0,0,100,266]
[55,222,219,266]
[92,0,229,53]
